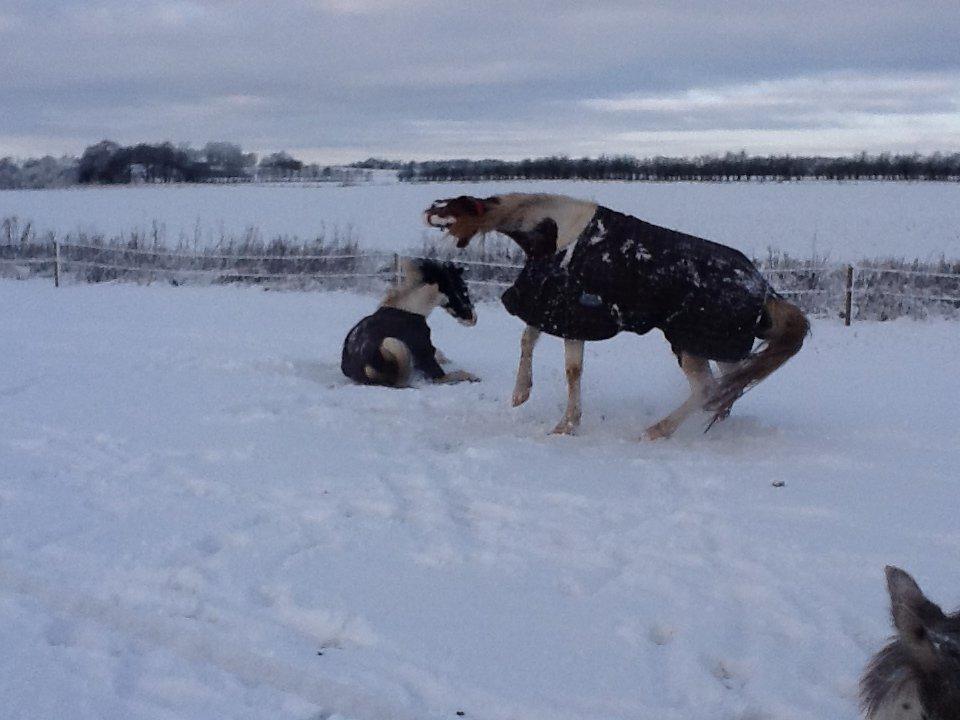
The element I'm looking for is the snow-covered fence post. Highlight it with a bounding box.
[54,241,61,288]
[394,252,401,287]
[843,264,853,326]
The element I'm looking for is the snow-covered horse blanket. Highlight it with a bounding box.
[501,206,773,362]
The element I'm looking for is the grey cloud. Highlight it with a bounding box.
[1,1,959,159]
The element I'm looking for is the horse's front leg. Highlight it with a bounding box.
[512,324,541,406]
[551,338,584,435]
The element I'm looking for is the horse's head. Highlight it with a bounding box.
[424,195,498,248]
[403,258,477,326]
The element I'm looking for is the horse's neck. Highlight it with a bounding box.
[491,194,597,254]
[381,284,438,317]
[502,223,558,258]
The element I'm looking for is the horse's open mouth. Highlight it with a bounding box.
[425,211,471,247]
[424,210,453,229]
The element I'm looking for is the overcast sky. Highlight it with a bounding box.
[2,0,959,162]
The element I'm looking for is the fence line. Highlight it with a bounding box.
[62,259,386,281]
[753,266,835,275]
[855,266,960,281]
[62,241,384,263]
[0,257,55,266]
[2,240,958,322]
[465,278,513,287]
[409,256,524,270]
[775,289,832,296]
[871,290,960,303]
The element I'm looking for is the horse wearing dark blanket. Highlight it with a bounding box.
[341,258,479,387]
[425,193,808,438]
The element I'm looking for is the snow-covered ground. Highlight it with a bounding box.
[2,280,958,719]
[3,180,960,260]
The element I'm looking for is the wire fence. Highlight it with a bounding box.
[2,238,959,322]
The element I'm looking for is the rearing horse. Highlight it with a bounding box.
[425,192,808,439]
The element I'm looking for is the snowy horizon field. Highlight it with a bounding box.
[2,180,960,261]
[2,277,960,720]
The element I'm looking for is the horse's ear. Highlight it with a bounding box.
[887,566,927,622]
[886,566,945,667]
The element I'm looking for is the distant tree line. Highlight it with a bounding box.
[349,158,406,170]
[76,140,270,184]
[5,145,960,189]
[67,141,372,186]
[0,155,78,189]
[0,141,335,189]
[396,152,960,182]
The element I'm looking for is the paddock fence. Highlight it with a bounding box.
[2,237,959,323]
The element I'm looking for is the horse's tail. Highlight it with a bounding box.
[704,294,809,425]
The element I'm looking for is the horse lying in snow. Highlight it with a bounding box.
[860,566,960,720]
[341,258,480,387]
[424,193,808,438]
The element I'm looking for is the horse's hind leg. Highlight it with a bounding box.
[512,324,542,406]
[644,353,714,440]
[551,338,584,435]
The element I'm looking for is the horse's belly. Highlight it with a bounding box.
[502,282,627,340]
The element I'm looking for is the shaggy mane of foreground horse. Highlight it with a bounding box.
[425,192,809,438]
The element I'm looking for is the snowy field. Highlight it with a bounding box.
[2,280,959,720]
[3,180,960,260]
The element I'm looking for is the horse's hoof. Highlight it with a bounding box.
[550,419,579,435]
[643,423,672,441]
[511,387,531,406]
